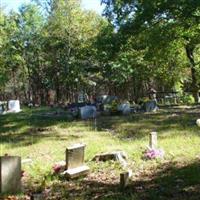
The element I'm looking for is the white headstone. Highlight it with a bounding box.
[196,119,200,127]
[149,132,157,149]
[8,100,21,113]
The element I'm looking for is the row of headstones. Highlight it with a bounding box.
[79,100,158,120]
[0,132,158,195]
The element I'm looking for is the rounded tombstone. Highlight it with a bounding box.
[196,119,200,127]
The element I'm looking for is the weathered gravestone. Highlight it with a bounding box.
[149,132,157,149]
[31,193,44,200]
[0,101,7,114]
[118,103,131,115]
[120,171,129,189]
[120,169,132,189]
[0,156,21,194]
[144,100,158,112]
[80,106,97,120]
[92,151,128,168]
[0,105,3,114]
[64,144,89,179]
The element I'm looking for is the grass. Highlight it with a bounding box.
[0,105,200,199]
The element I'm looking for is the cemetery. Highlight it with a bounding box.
[1,0,200,199]
[0,103,200,200]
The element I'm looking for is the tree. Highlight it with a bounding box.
[0,3,45,101]
[0,9,8,95]
[43,0,106,102]
[18,4,44,102]
[103,0,200,102]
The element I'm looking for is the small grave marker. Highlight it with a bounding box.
[149,132,157,149]
[0,156,21,194]
[64,144,89,179]
[120,170,132,189]
[31,193,44,200]
[120,171,129,189]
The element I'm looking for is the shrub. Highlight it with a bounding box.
[180,94,195,104]
[138,97,150,105]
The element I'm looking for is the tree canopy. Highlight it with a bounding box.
[0,0,200,103]
[103,0,200,102]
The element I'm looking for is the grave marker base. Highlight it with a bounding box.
[63,165,89,179]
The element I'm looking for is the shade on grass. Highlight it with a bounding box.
[0,106,200,199]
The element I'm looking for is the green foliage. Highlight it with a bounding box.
[0,1,105,102]
[104,99,119,113]
[1,0,200,103]
[180,94,195,105]
[103,0,200,102]
[138,97,150,104]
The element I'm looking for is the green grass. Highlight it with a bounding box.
[1,106,200,199]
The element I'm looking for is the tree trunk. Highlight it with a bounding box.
[185,45,199,103]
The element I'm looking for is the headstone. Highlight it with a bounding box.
[120,169,132,189]
[0,105,3,114]
[118,103,131,115]
[149,132,157,149]
[144,100,158,112]
[0,156,21,194]
[64,144,89,179]
[31,193,44,200]
[120,171,129,189]
[8,100,21,113]
[196,119,200,127]
[80,105,96,120]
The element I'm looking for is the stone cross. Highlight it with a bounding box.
[149,132,157,149]
[0,156,21,194]
[65,144,89,179]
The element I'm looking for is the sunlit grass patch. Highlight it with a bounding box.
[1,106,200,199]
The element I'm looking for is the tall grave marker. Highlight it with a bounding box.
[149,132,157,149]
[0,156,21,194]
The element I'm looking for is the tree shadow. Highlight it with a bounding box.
[130,160,200,200]
[1,106,200,147]
[0,107,75,147]
[96,106,200,140]
[45,160,200,200]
